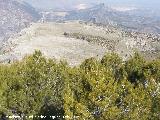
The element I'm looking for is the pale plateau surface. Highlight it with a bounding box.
[1,21,160,65]
[1,21,108,65]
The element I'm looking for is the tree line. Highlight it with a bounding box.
[0,50,160,120]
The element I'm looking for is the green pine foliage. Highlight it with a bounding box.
[0,50,160,120]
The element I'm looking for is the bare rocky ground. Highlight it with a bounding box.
[0,21,108,66]
[0,0,40,49]
[1,21,160,65]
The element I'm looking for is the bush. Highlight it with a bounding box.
[0,51,160,120]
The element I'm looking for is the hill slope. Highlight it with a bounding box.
[1,21,107,65]
[65,4,160,34]
[0,0,40,46]
[1,21,160,65]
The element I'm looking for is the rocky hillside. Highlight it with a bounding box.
[1,21,107,65]
[30,3,160,34]
[1,21,160,65]
[65,4,160,34]
[0,0,40,47]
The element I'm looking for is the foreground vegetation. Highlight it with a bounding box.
[0,51,160,120]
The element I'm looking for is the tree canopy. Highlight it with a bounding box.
[0,51,160,120]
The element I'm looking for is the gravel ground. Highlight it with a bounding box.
[2,21,107,66]
[2,21,158,65]
[11,36,107,65]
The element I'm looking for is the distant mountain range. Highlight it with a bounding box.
[0,0,40,46]
[38,3,160,34]
[1,1,160,50]
[0,1,160,63]
[64,4,160,34]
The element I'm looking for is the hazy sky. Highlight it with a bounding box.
[24,0,160,10]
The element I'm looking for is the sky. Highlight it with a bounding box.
[24,0,160,10]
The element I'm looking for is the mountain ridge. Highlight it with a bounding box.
[1,21,160,64]
[0,0,40,48]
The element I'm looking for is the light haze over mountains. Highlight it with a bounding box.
[24,0,160,10]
